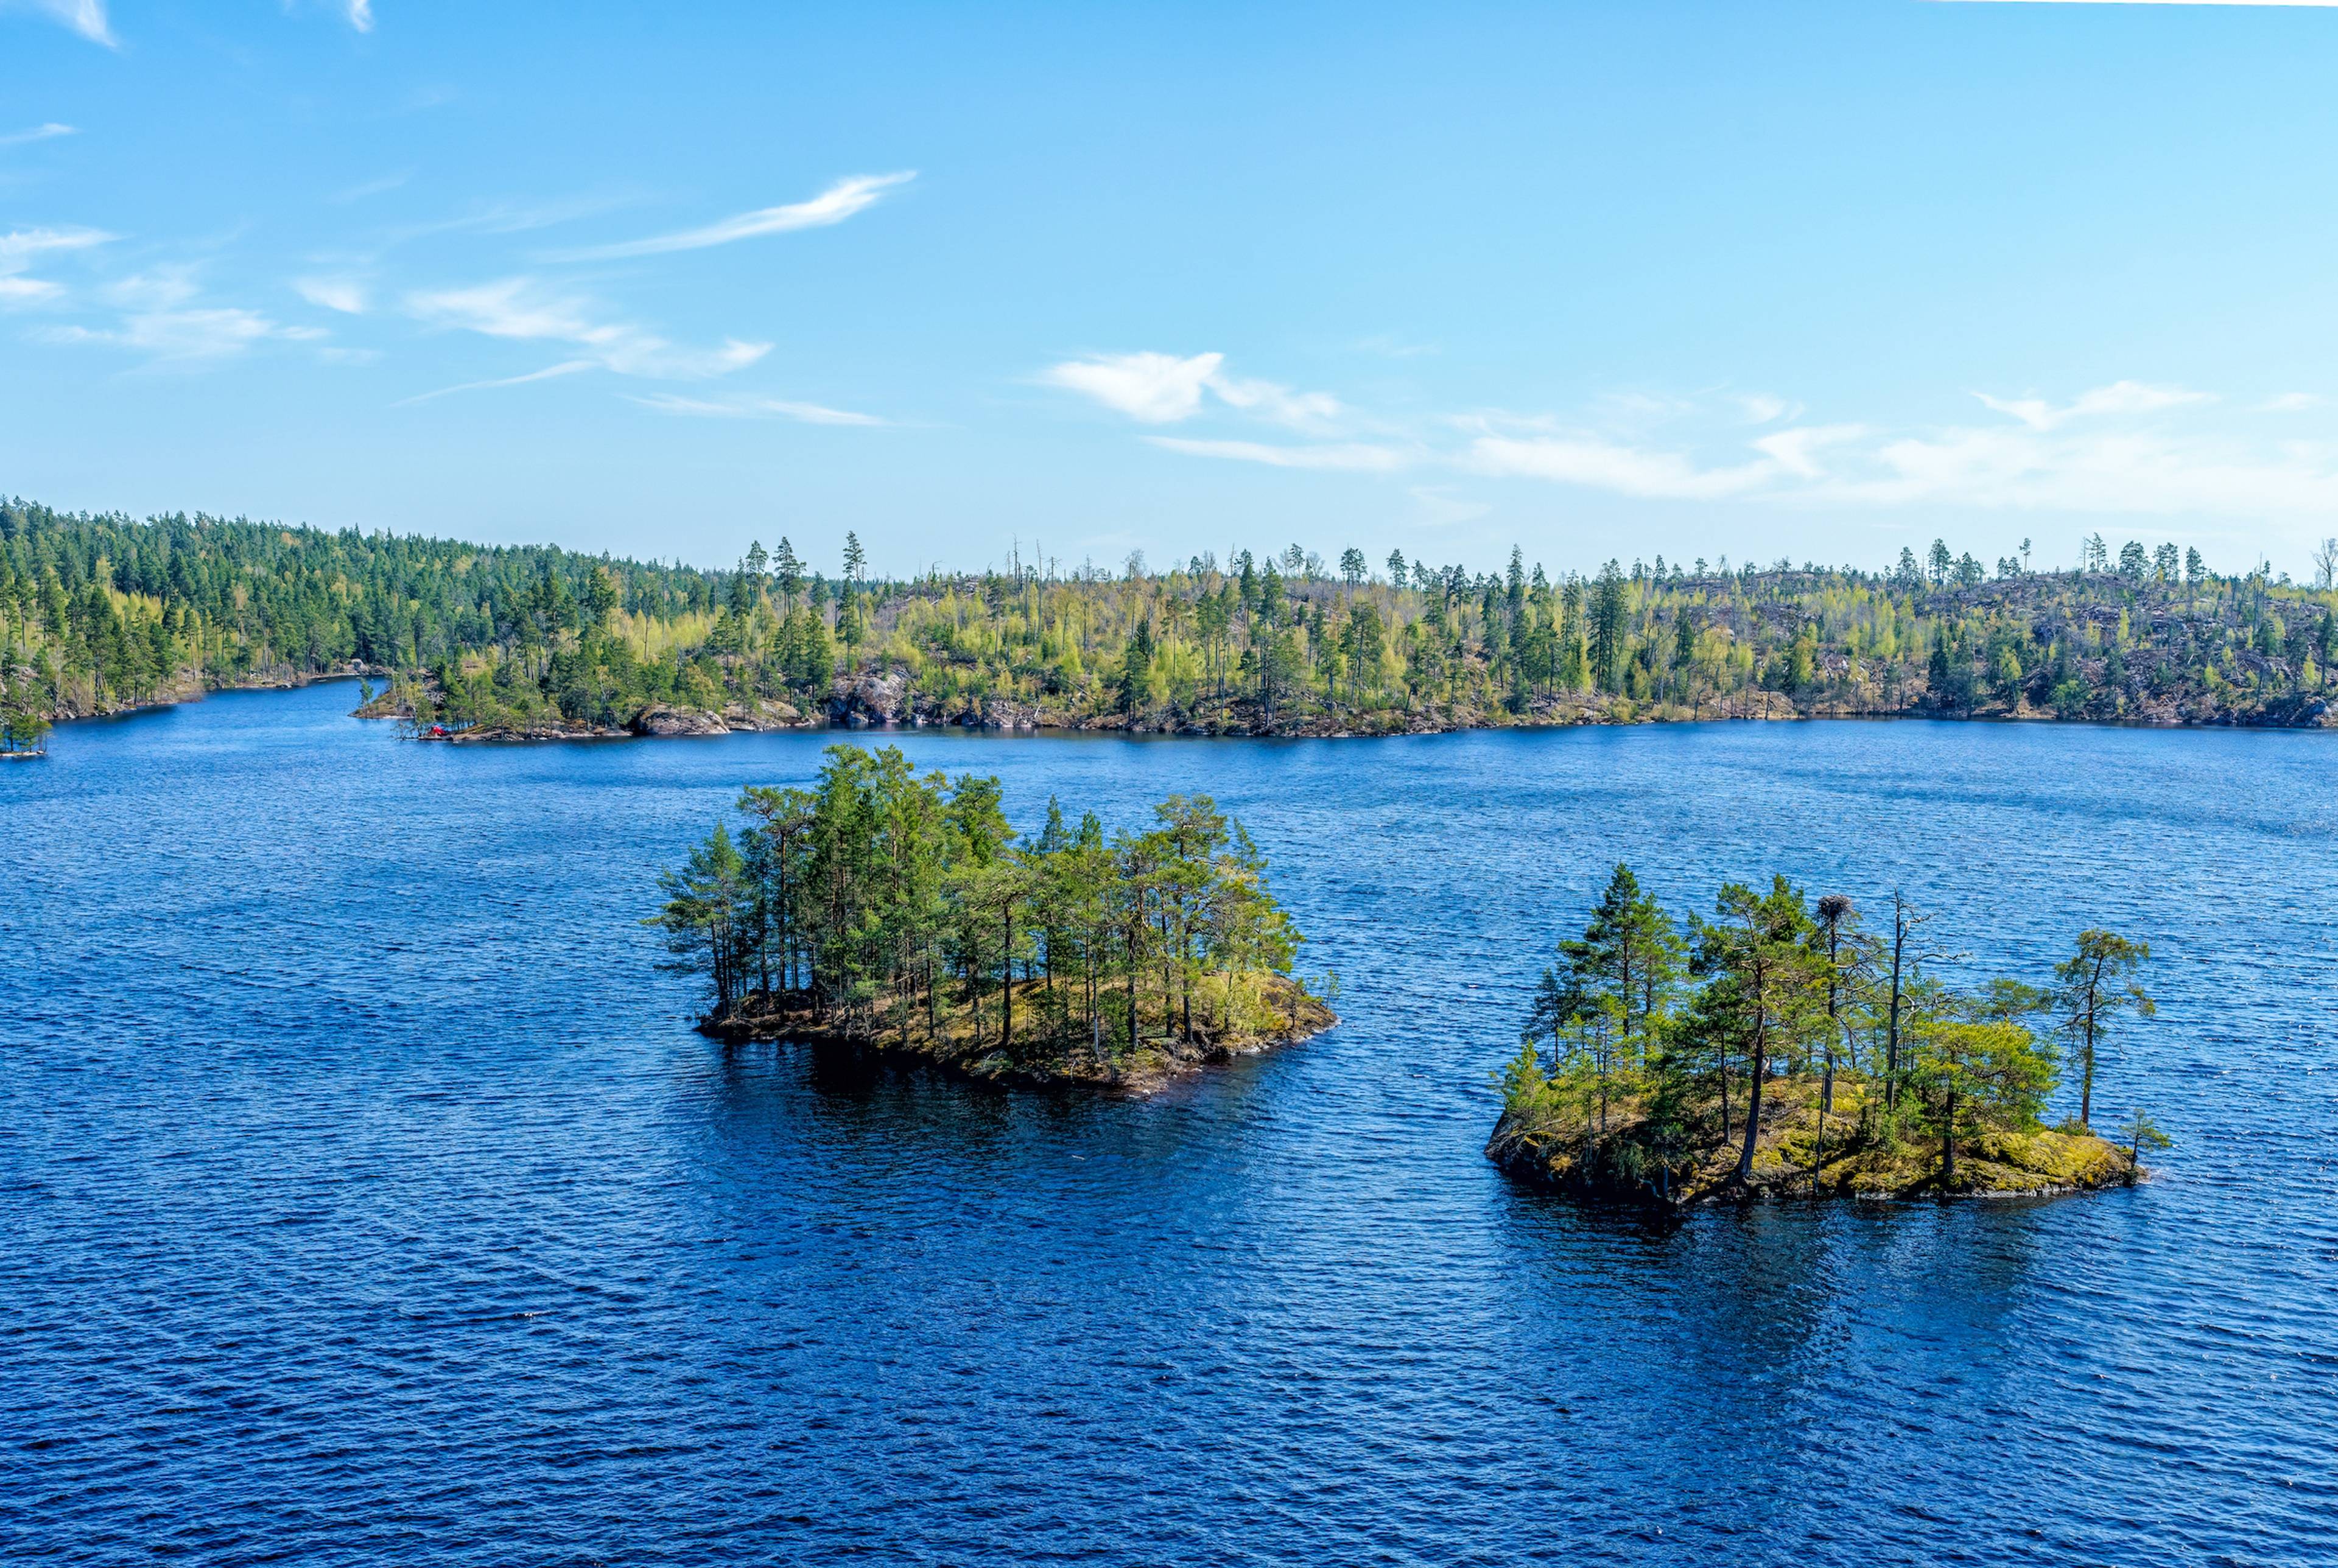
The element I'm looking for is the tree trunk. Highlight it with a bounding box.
[1941,1091,1957,1188]
[1736,1015,1767,1183]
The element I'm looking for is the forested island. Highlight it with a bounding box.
[649,744,1332,1091]
[1487,867,2166,1204]
[5,496,2336,748]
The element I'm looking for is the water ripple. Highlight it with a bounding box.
[2,690,2333,1566]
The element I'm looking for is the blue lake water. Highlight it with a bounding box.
[4,683,2334,1566]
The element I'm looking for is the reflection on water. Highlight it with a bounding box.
[3,685,2333,1566]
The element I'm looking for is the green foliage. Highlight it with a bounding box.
[2052,930,2155,1127]
[9,495,2331,740]
[653,746,1307,1068]
[1500,869,2158,1197]
[2115,1108,2172,1173]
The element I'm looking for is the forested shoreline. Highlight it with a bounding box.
[650,744,1332,1091]
[5,495,2336,749]
[1488,866,2164,1204]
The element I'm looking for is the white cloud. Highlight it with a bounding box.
[556,172,914,261]
[1061,361,2338,525]
[1352,333,1439,359]
[4,1,114,47]
[404,276,769,378]
[35,264,318,359]
[1751,422,1869,479]
[331,171,409,204]
[1206,374,1344,432]
[347,0,373,31]
[1044,350,1347,432]
[395,359,595,406]
[1046,351,1225,423]
[1467,433,1782,499]
[1736,393,1801,425]
[0,224,111,268]
[1828,424,2338,517]
[1973,379,2209,432]
[1144,436,1406,472]
[0,122,75,147]
[0,223,112,307]
[47,306,323,362]
[295,276,368,313]
[627,391,886,426]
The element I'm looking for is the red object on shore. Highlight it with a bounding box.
[429,724,447,737]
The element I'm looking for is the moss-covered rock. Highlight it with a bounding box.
[707,973,1335,1096]
[1489,1073,2141,1206]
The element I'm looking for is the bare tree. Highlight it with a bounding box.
[2314,537,2338,592]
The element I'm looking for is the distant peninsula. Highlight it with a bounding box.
[650,744,1333,1093]
[7,500,2335,749]
[1486,866,2166,1205]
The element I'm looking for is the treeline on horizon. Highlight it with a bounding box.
[4,493,2337,744]
[649,743,1308,1071]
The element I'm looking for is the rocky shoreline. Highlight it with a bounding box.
[33,660,377,727]
[701,975,1337,1095]
[37,659,2334,743]
[1485,1099,2142,1207]
[368,667,2338,744]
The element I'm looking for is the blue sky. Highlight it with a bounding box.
[5,1,2338,579]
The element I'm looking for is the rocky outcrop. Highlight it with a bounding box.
[720,698,810,732]
[704,974,1336,1096]
[978,696,1042,730]
[828,670,911,726]
[632,705,730,737]
[1487,1088,2142,1208]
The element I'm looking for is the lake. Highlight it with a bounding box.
[4,684,2333,1566]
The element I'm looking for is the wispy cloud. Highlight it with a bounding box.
[294,276,368,313]
[1206,374,1344,433]
[1751,423,1869,479]
[1467,432,1783,500]
[330,170,409,204]
[554,172,914,261]
[351,192,639,260]
[404,276,768,379]
[1044,350,1346,432]
[347,0,373,32]
[1735,393,1802,425]
[4,1,114,47]
[48,307,323,361]
[1046,351,1223,422]
[1084,357,2338,523]
[395,359,595,406]
[626,391,886,426]
[0,223,112,306]
[0,224,111,264]
[1145,436,1405,472]
[42,270,326,363]
[1352,332,1439,359]
[1971,379,2208,432]
[0,122,76,148]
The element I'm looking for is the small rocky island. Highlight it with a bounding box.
[1488,867,2164,1205]
[650,743,1333,1093]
